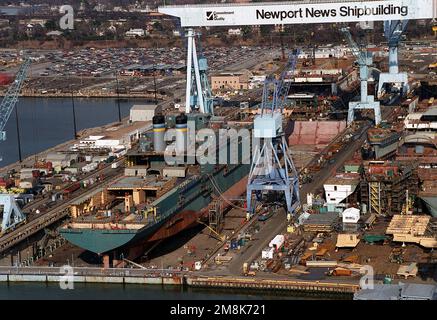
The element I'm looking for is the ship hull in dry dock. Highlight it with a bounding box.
[60,164,249,258]
[420,196,437,217]
[123,174,248,260]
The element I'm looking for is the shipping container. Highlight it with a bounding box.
[19,179,36,189]
[230,239,238,250]
[262,247,275,260]
[63,183,80,196]
[332,267,352,276]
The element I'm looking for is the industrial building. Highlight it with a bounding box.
[129,104,161,122]
[210,71,251,91]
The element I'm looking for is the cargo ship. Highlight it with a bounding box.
[59,112,251,267]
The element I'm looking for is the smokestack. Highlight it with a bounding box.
[152,115,166,152]
[175,113,188,154]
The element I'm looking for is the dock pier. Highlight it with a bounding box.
[0,266,359,295]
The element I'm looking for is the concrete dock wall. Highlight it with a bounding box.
[8,274,47,282]
[187,277,359,294]
[0,267,358,294]
[0,271,183,286]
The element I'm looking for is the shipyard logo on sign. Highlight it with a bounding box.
[206,11,214,21]
[205,10,234,22]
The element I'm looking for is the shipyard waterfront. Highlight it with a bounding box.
[0,98,140,166]
[0,282,318,300]
[0,0,437,306]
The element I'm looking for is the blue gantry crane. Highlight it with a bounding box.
[377,20,409,99]
[0,194,26,235]
[0,58,31,145]
[0,58,30,233]
[341,27,381,125]
[246,49,301,216]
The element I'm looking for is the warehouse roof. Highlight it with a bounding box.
[401,283,436,300]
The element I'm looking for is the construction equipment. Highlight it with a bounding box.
[197,219,226,242]
[429,62,437,70]
[0,194,27,235]
[341,27,381,125]
[377,20,409,99]
[0,58,31,159]
[184,29,214,115]
[246,49,301,215]
[242,262,256,276]
[390,247,405,264]
[122,258,147,269]
[363,234,388,244]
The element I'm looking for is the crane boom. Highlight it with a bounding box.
[261,49,300,115]
[341,27,366,65]
[276,49,300,112]
[385,20,408,47]
[0,58,31,141]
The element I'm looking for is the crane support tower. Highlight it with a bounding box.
[341,27,381,125]
[377,20,409,99]
[184,28,214,115]
[246,50,301,215]
[0,194,26,235]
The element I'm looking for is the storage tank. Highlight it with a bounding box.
[175,113,187,154]
[152,115,166,152]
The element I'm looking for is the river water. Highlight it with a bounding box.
[0,97,144,167]
[0,282,327,300]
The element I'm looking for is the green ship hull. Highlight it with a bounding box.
[60,163,249,255]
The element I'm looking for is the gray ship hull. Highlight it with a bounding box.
[420,196,437,217]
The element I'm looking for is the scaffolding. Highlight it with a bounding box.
[361,162,419,216]
[369,181,382,215]
[208,199,223,236]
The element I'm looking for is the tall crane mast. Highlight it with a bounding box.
[246,49,301,215]
[341,27,381,125]
[184,29,214,115]
[377,20,409,99]
[0,58,31,143]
